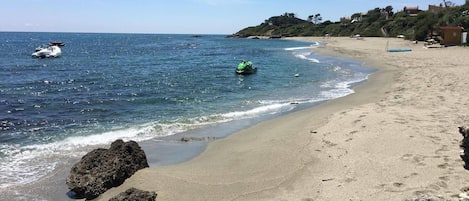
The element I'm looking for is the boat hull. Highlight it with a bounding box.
[235,67,257,75]
[32,46,62,58]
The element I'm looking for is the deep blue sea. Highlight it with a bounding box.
[0,32,374,189]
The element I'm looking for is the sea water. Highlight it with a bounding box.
[0,32,375,190]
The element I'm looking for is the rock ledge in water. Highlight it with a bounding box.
[109,187,157,201]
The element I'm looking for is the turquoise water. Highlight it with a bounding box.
[0,32,374,189]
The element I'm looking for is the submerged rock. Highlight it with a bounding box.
[180,136,218,142]
[66,139,149,200]
[109,187,157,201]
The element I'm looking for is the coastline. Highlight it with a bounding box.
[93,36,397,201]
[18,36,469,200]
[95,36,469,200]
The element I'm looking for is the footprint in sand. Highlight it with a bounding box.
[349,130,358,135]
[435,145,449,154]
[436,181,448,189]
[427,180,449,191]
[378,182,406,193]
[394,118,408,124]
[437,163,450,169]
[461,186,469,193]
[401,153,413,160]
[429,184,441,191]
[403,172,419,179]
[427,135,442,143]
[439,176,450,181]
[401,154,427,166]
[393,182,404,187]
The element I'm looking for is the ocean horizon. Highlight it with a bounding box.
[0,32,375,200]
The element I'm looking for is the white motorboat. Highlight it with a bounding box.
[32,45,62,58]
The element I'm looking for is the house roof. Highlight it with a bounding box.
[404,6,419,10]
[440,26,464,30]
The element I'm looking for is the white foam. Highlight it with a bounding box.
[285,44,321,63]
[0,122,184,188]
[294,52,320,63]
[0,144,58,188]
[221,102,294,119]
[0,100,301,188]
[284,42,321,51]
[284,46,314,51]
[319,74,369,100]
[320,87,354,99]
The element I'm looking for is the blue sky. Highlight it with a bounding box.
[1,0,466,34]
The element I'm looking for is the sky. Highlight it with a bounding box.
[1,0,466,34]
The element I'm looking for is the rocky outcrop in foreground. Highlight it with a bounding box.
[459,126,469,169]
[109,187,157,201]
[66,139,149,200]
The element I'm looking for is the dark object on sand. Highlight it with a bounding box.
[66,139,149,200]
[459,126,469,169]
[109,187,157,201]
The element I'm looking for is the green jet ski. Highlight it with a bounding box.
[235,60,257,75]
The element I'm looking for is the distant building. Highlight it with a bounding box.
[340,17,351,23]
[428,5,445,13]
[351,12,367,23]
[440,26,464,45]
[403,6,419,16]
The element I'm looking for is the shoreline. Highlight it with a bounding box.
[95,36,469,200]
[11,36,469,200]
[0,36,371,201]
[1,38,370,201]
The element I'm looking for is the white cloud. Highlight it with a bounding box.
[24,23,40,27]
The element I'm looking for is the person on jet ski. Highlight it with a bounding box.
[237,60,253,71]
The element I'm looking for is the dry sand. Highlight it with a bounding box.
[96,37,469,201]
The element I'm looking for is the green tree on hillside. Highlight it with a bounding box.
[308,13,323,24]
[233,2,468,40]
[384,5,394,16]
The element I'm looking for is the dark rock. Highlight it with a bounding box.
[66,139,149,200]
[269,35,280,39]
[459,126,469,169]
[109,187,157,201]
[226,33,249,38]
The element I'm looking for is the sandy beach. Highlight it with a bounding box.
[96,37,469,200]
